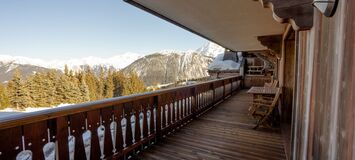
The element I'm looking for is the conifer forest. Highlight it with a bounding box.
[0,65,146,110]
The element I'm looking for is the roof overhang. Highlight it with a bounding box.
[124,0,313,52]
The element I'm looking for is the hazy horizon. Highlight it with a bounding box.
[0,0,208,60]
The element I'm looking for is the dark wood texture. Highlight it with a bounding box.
[137,90,286,160]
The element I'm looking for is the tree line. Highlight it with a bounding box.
[0,65,146,110]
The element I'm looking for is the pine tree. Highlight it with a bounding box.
[85,67,99,100]
[104,69,114,98]
[7,69,31,110]
[78,73,90,102]
[112,71,126,97]
[0,83,10,109]
[64,64,69,76]
[45,70,59,106]
[96,67,105,99]
[26,73,40,107]
[67,72,81,104]
[122,72,146,96]
[55,71,80,104]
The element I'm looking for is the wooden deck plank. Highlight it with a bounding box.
[137,90,286,160]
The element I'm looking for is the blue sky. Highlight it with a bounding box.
[0,0,207,60]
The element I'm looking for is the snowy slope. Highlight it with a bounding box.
[195,42,225,57]
[122,52,213,86]
[0,42,226,84]
[0,42,223,71]
[0,53,143,71]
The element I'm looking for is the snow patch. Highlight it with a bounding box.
[208,53,241,71]
[5,63,19,73]
[0,103,73,113]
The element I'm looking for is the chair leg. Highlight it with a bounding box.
[254,111,273,129]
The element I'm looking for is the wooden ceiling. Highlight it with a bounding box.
[125,0,313,51]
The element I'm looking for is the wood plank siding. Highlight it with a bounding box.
[137,90,286,160]
[292,0,355,159]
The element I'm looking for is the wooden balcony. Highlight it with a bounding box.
[0,76,285,160]
[137,90,286,160]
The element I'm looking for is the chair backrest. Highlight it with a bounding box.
[270,88,281,107]
[272,80,279,87]
[264,82,272,87]
[264,76,274,87]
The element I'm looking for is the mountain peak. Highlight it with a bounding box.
[195,42,225,57]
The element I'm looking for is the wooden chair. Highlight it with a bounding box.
[272,80,279,87]
[264,77,277,87]
[264,82,272,87]
[250,88,281,129]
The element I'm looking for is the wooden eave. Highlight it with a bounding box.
[124,0,313,52]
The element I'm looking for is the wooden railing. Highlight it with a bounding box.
[0,76,242,160]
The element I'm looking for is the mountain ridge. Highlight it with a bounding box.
[0,42,225,84]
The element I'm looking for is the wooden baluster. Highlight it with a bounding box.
[101,107,114,158]
[189,97,192,115]
[113,104,123,155]
[170,103,173,125]
[213,82,216,104]
[146,107,151,136]
[183,98,185,118]
[192,87,197,118]
[123,103,133,150]
[86,110,101,160]
[179,99,182,119]
[160,106,164,129]
[164,104,169,127]
[130,112,137,145]
[223,80,226,100]
[68,113,86,160]
[154,95,161,140]
[22,121,47,160]
[174,101,177,122]
[0,127,22,159]
[56,116,69,160]
[43,120,57,160]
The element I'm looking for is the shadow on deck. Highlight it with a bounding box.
[137,90,286,160]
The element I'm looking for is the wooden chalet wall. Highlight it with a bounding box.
[291,0,355,159]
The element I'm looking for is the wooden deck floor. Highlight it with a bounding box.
[137,90,286,160]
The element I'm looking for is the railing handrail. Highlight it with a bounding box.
[0,75,242,130]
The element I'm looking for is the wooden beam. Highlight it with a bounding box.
[257,35,283,57]
[258,0,314,30]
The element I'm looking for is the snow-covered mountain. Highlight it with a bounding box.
[122,52,213,86]
[195,42,225,57]
[0,42,225,83]
[0,62,53,83]
[0,53,143,71]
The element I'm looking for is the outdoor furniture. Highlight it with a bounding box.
[247,66,264,75]
[247,86,277,115]
[247,87,281,129]
[265,79,278,87]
